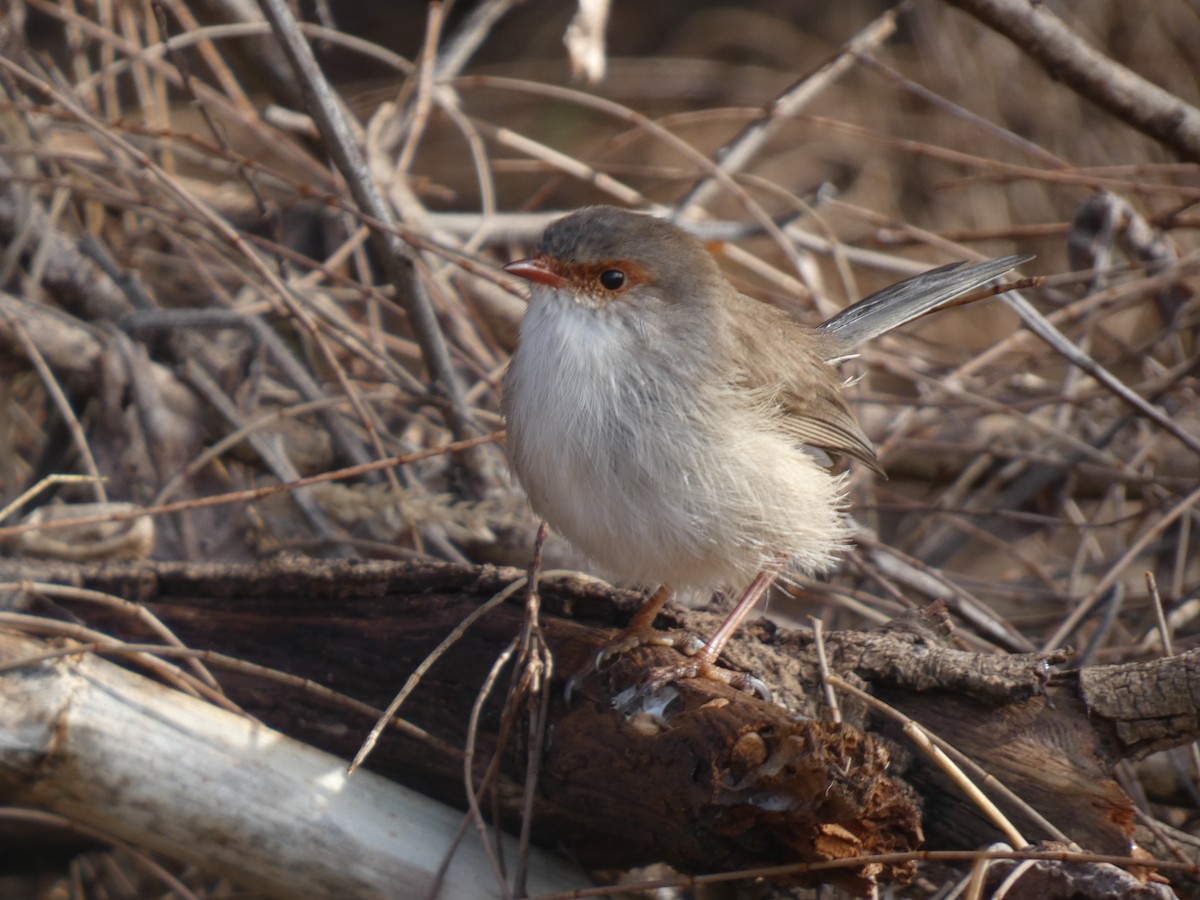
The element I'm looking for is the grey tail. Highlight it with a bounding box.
[818,255,1032,350]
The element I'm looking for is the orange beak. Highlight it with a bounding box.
[504,257,567,288]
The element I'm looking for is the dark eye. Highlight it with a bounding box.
[599,269,625,290]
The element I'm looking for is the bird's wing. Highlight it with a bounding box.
[726,292,884,474]
[726,255,1032,473]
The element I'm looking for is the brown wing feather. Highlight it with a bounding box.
[725,291,884,475]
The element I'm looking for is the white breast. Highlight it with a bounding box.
[503,289,849,592]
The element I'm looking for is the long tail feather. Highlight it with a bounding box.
[819,255,1032,350]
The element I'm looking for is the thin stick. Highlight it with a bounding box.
[1044,484,1200,651]
[1146,571,1174,657]
[462,637,519,900]
[828,674,1034,850]
[528,847,1198,899]
[0,612,238,713]
[514,522,551,897]
[807,616,841,724]
[0,432,503,542]
[990,856,1038,900]
[153,391,394,507]
[0,475,107,525]
[435,0,523,80]
[1002,286,1200,458]
[0,635,458,756]
[393,3,443,175]
[0,807,202,900]
[254,0,480,467]
[347,570,527,775]
[1,314,106,502]
[675,5,901,215]
[948,0,1200,162]
[516,644,553,898]
[3,581,221,691]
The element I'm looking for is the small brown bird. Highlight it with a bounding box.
[502,206,1027,694]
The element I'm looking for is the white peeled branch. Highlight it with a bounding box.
[0,630,585,899]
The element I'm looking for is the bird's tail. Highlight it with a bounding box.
[819,255,1032,351]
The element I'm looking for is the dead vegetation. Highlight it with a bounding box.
[0,0,1197,898]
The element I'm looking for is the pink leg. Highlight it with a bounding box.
[626,560,784,703]
[684,562,782,672]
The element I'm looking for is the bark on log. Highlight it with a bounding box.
[0,558,1195,895]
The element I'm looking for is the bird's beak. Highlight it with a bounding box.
[504,257,567,288]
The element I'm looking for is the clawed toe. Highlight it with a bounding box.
[564,626,703,703]
[611,657,773,713]
[561,581,772,709]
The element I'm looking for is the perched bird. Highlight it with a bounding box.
[502,206,1027,693]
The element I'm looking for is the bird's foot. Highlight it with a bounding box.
[564,626,704,703]
[563,582,772,710]
[612,654,772,713]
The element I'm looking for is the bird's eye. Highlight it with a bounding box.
[598,269,626,291]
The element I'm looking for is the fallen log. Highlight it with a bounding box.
[0,559,1194,896]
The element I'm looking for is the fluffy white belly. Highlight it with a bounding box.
[504,297,847,591]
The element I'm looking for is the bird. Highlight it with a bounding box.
[501,205,1028,696]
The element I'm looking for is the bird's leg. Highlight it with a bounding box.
[565,583,712,701]
[621,561,784,706]
[618,583,676,641]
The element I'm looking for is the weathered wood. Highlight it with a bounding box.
[1079,653,1200,758]
[0,629,585,899]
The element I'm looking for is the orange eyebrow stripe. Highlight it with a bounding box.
[542,258,654,291]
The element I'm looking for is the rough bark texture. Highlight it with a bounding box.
[1079,653,1200,759]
